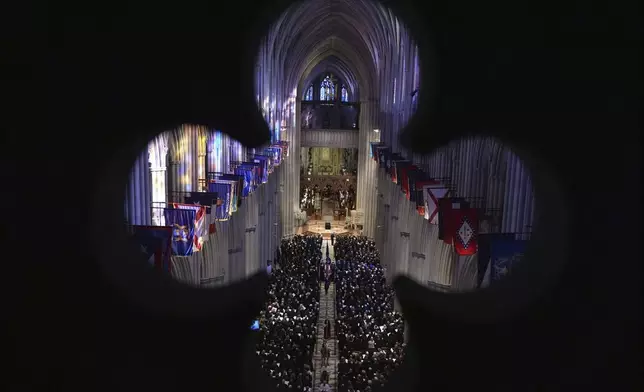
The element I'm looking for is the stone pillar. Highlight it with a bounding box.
[357,100,380,239]
[124,148,152,226]
[149,133,168,226]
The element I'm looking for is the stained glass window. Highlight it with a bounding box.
[341,85,348,102]
[304,85,313,101]
[320,75,335,101]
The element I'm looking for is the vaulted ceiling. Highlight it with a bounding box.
[268,0,404,99]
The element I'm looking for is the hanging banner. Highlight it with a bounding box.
[130,225,172,272]
[489,236,528,283]
[208,181,232,220]
[393,160,413,187]
[423,182,451,223]
[476,233,515,288]
[251,156,270,182]
[399,164,419,198]
[217,174,244,210]
[387,154,406,182]
[276,140,289,158]
[370,142,384,161]
[184,192,219,215]
[163,208,196,256]
[452,207,479,255]
[376,146,390,169]
[172,203,206,251]
[414,178,434,214]
[438,197,470,244]
[234,165,255,197]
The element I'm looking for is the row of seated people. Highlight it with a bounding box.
[256,235,323,391]
[334,236,406,392]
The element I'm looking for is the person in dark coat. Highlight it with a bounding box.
[331,233,335,245]
[324,319,332,339]
[324,279,330,295]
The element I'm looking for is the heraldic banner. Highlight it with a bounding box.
[163,208,196,256]
[130,225,173,272]
[489,236,528,283]
[476,233,515,288]
[452,207,479,256]
[438,198,469,244]
[172,203,207,251]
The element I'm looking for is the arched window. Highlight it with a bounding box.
[304,85,313,101]
[320,75,335,101]
[341,85,349,102]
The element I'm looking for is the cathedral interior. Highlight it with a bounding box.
[25,0,640,391]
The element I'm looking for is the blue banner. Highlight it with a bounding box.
[234,166,255,197]
[163,208,196,256]
[130,225,172,271]
[184,192,218,214]
[489,236,528,283]
[252,156,270,183]
[208,182,232,219]
[476,233,515,287]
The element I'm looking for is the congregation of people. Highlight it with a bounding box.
[256,235,323,391]
[334,236,406,392]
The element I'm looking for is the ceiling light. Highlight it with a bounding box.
[373,129,380,133]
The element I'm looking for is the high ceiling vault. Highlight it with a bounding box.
[268,0,403,99]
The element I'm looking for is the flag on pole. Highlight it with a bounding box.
[452,207,479,255]
[163,208,196,256]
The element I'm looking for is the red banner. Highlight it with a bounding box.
[400,165,417,199]
[453,208,479,255]
[438,198,456,244]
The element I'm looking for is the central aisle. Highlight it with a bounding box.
[313,239,338,392]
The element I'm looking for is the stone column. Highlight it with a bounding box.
[149,134,168,226]
[124,148,152,226]
[357,100,380,239]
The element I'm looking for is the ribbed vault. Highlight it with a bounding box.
[273,0,399,98]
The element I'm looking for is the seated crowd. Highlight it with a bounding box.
[334,236,406,392]
[256,235,323,391]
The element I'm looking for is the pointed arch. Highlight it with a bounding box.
[304,84,314,101]
[320,74,336,101]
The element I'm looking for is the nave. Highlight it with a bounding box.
[253,235,406,392]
